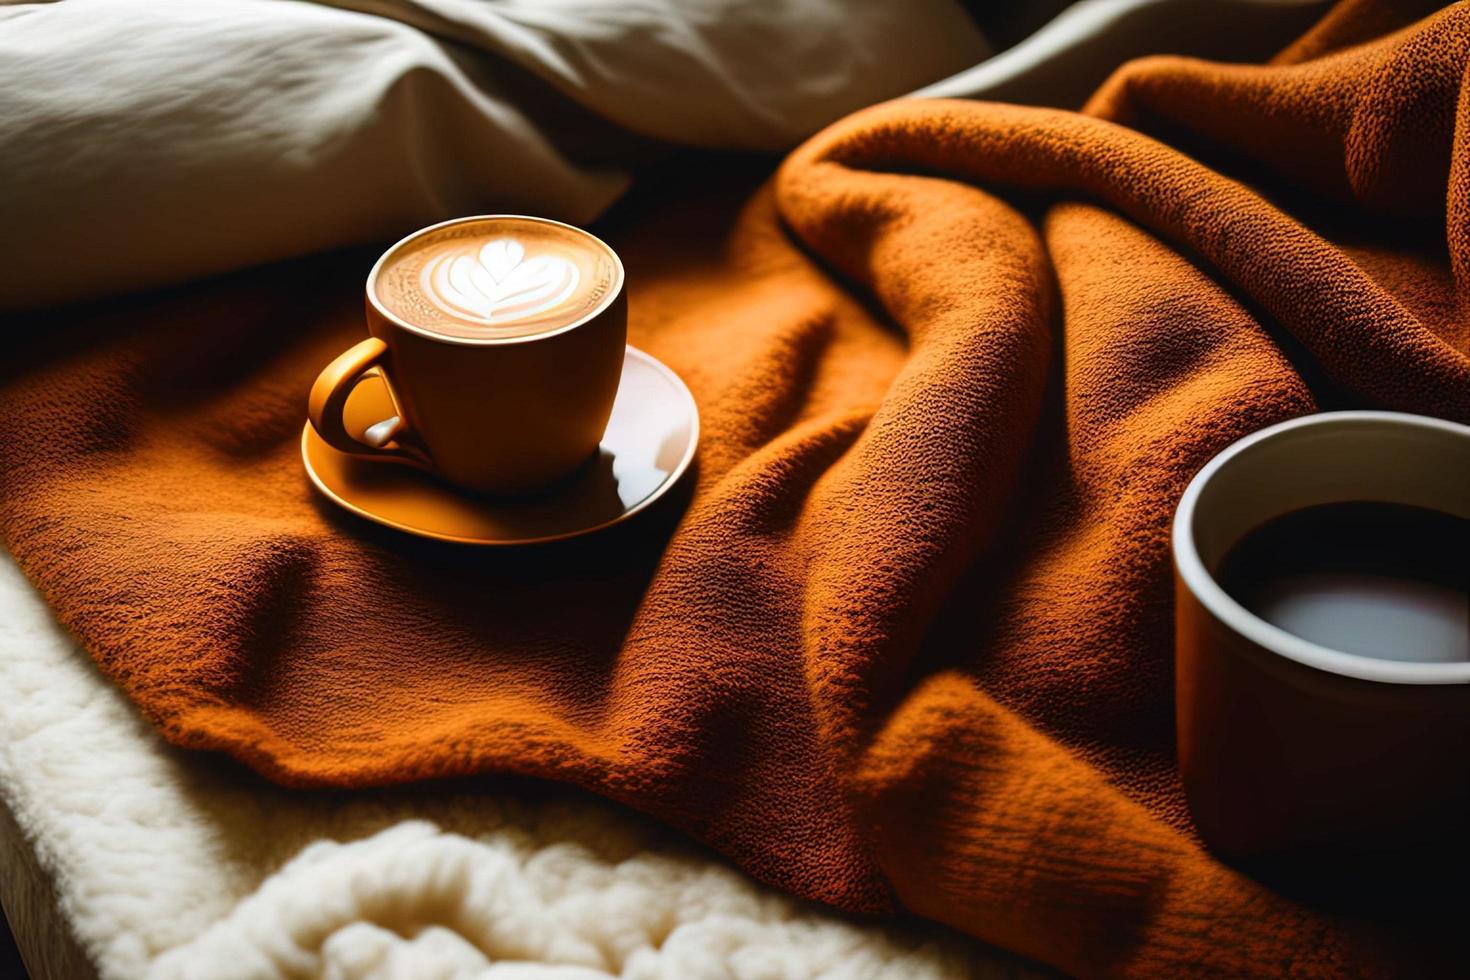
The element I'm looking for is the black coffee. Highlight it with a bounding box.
[1216,502,1468,663]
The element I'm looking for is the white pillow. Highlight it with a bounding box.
[0,0,988,310]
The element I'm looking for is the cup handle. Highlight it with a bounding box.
[307,338,429,467]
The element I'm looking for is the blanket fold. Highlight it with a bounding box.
[2,1,1466,975]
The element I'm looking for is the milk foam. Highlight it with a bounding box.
[374,219,617,339]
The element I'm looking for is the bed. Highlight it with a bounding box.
[0,2,1337,976]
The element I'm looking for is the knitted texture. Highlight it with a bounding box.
[2,2,1466,974]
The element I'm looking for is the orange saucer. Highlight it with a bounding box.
[302,346,698,545]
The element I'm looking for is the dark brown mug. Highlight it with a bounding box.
[1172,412,1469,864]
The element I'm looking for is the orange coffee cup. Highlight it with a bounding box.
[308,215,627,495]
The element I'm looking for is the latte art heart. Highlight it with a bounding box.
[421,237,581,325]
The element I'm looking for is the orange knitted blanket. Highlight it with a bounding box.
[3,1,1466,973]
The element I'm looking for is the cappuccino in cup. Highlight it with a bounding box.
[308,216,627,495]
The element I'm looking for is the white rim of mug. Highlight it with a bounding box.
[366,214,627,347]
[1172,410,1470,686]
